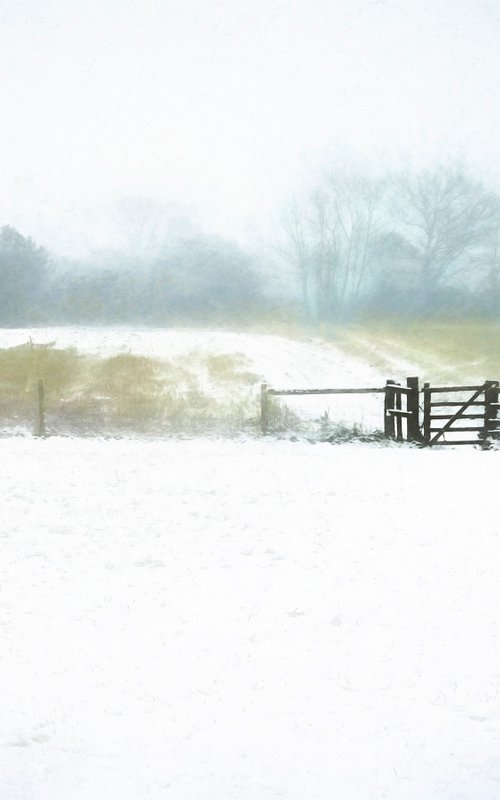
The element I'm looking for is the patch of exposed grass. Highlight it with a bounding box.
[0,343,263,436]
[0,342,85,427]
[0,341,82,396]
[334,317,500,384]
[265,396,304,434]
[204,353,259,386]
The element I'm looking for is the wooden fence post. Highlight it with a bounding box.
[260,383,268,435]
[384,379,396,439]
[492,382,500,440]
[423,382,431,445]
[483,380,499,446]
[36,378,46,437]
[406,377,421,442]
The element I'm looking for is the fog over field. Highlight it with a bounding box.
[2,3,500,800]
[1,0,500,326]
[2,0,500,249]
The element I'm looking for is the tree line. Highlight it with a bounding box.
[1,162,500,327]
[0,226,267,326]
[280,163,500,320]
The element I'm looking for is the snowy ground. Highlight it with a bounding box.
[2,436,500,799]
[0,326,391,388]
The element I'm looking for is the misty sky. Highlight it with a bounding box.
[1,0,500,257]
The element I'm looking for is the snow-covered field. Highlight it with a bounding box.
[0,326,391,387]
[2,436,500,800]
[1,328,498,798]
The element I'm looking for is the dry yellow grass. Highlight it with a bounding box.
[0,343,263,435]
[334,317,500,384]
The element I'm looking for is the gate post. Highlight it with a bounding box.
[260,383,269,435]
[406,377,421,442]
[384,379,396,439]
[36,378,46,438]
[423,382,431,445]
[483,380,499,445]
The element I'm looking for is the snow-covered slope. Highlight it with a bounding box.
[0,327,416,431]
[0,326,391,386]
[1,437,499,799]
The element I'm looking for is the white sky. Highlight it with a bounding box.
[1,0,500,256]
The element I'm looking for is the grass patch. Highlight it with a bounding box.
[0,342,263,436]
[334,317,500,384]
[265,395,304,434]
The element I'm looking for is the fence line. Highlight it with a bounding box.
[261,377,500,447]
[2,374,499,446]
[261,377,421,441]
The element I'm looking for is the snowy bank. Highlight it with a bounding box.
[1,437,499,799]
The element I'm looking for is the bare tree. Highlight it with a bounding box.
[280,200,314,318]
[393,165,499,308]
[281,170,389,321]
[471,216,500,313]
[485,221,500,310]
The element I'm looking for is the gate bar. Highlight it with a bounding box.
[430,401,484,407]
[428,384,488,393]
[267,387,385,396]
[430,413,484,420]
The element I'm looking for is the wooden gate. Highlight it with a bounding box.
[260,377,500,447]
[422,381,500,446]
